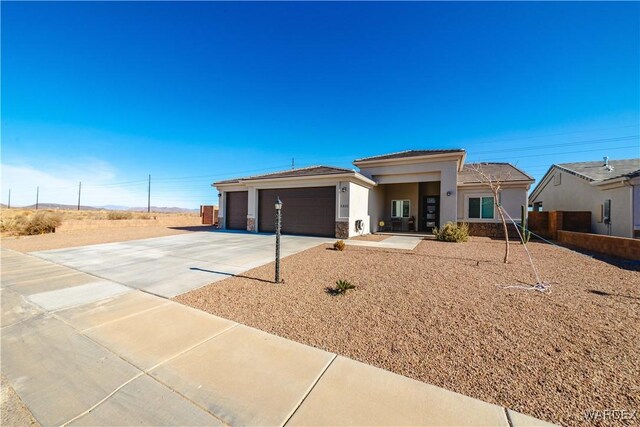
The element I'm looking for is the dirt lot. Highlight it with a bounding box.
[1,226,215,252]
[176,238,640,426]
[0,208,197,222]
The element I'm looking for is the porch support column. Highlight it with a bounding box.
[439,163,458,225]
[218,190,226,230]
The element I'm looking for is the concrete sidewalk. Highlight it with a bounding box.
[345,235,423,250]
[1,248,554,426]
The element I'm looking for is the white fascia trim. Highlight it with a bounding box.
[591,177,630,189]
[529,165,557,201]
[457,181,533,189]
[217,172,376,188]
[353,152,466,170]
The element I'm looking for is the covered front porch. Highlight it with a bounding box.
[369,182,442,233]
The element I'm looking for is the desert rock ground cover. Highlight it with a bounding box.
[176,237,640,426]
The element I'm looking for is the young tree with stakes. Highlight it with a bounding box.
[470,163,511,264]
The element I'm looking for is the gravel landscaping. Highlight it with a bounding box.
[176,237,640,426]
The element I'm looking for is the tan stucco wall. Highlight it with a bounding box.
[359,159,458,225]
[369,186,386,232]
[382,183,419,230]
[457,187,528,223]
[348,182,371,237]
[634,184,640,231]
[530,168,633,238]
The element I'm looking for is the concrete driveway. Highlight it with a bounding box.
[33,231,329,298]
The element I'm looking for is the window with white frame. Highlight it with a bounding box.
[391,200,410,218]
[468,196,495,219]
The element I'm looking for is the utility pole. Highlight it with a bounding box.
[7,189,10,209]
[36,186,39,210]
[147,174,151,213]
[77,181,82,211]
[291,158,294,170]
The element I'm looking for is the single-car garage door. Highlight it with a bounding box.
[226,191,248,230]
[258,187,336,237]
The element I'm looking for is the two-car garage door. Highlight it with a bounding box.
[258,187,336,237]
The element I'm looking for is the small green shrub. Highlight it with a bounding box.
[433,222,469,243]
[107,211,134,220]
[326,279,356,296]
[333,240,346,251]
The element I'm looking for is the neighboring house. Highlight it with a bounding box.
[213,149,534,238]
[529,158,640,238]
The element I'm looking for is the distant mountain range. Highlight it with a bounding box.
[3,203,198,213]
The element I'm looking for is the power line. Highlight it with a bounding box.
[462,124,639,145]
[153,164,292,182]
[471,145,638,162]
[470,135,638,156]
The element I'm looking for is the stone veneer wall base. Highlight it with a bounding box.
[462,222,521,239]
[335,221,349,239]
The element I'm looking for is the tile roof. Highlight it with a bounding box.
[214,165,356,185]
[458,163,534,183]
[353,149,465,163]
[554,159,640,182]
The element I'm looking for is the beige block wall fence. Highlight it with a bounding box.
[557,230,640,261]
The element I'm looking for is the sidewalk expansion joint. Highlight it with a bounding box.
[146,322,239,373]
[0,311,46,330]
[281,353,338,427]
[77,300,173,333]
[52,315,239,427]
[505,407,515,427]
[60,372,145,427]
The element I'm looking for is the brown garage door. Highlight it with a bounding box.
[226,191,248,230]
[258,187,336,237]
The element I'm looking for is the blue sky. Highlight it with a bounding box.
[2,2,639,208]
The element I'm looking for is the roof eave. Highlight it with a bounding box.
[457,179,534,187]
[215,171,377,188]
[353,151,466,167]
[591,176,630,188]
[529,165,556,201]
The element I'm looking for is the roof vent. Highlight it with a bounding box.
[603,156,614,172]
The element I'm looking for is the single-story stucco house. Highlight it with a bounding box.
[213,149,534,238]
[529,158,640,238]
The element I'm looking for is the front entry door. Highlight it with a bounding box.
[422,196,439,232]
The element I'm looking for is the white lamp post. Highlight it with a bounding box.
[275,197,283,283]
